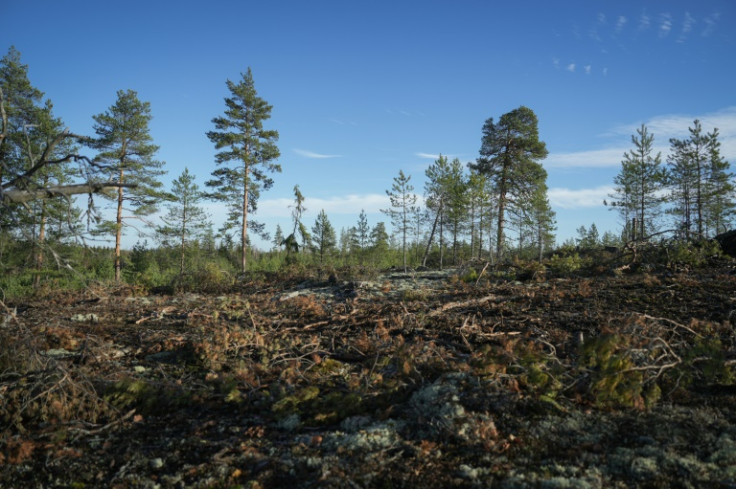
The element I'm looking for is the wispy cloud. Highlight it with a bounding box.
[257,194,391,218]
[567,63,576,72]
[639,11,651,31]
[548,186,614,209]
[545,148,624,168]
[615,15,627,33]
[584,65,592,75]
[387,108,424,117]
[293,149,342,159]
[659,13,673,38]
[677,12,695,43]
[552,57,560,70]
[549,106,736,170]
[608,106,736,143]
[329,118,358,126]
[416,152,441,160]
[702,12,720,37]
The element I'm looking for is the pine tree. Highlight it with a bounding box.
[272,224,284,252]
[206,68,281,272]
[382,170,417,272]
[310,209,336,265]
[351,209,370,264]
[667,120,729,240]
[703,130,735,235]
[157,168,210,276]
[470,106,548,261]
[0,48,83,284]
[370,222,390,265]
[90,89,165,282]
[607,124,666,241]
[529,184,556,261]
[0,46,43,189]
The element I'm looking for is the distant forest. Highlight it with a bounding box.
[1,46,733,296]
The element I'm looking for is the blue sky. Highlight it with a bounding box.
[3,0,735,249]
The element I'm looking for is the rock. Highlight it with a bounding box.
[715,230,736,257]
[44,348,77,358]
[70,313,99,323]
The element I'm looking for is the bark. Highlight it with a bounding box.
[114,168,124,282]
[241,156,250,274]
[422,198,443,267]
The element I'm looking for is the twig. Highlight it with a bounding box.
[630,312,703,338]
[475,262,490,286]
[428,294,505,317]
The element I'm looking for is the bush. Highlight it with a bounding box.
[548,252,587,276]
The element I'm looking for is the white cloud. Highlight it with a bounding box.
[584,65,592,75]
[552,57,560,69]
[548,106,736,170]
[548,186,614,209]
[256,194,391,218]
[609,106,736,151]
[659,13,672,38]
[677,12,695,42]
[545,148,624,168]
[293,148,342,159]
[615,15,627,33]
[329,118,357,126]
[702,12,720,37]
[416,152,440,160]
[567,63,576,72]
[639,11,651,31]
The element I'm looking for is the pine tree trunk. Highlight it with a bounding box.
[496,197,506,263]
[114,168,124,282]
[33,199,47,288]
[241,162,249,273]
[180,205,186,277]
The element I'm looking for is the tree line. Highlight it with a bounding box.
[1,45,734,295]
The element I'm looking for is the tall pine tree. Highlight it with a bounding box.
[470,106,548,261]
[90,89,166,282]
[206,68,281,272]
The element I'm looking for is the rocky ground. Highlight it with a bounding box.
[2,263,736,488]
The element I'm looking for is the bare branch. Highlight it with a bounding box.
[2,182,137,204]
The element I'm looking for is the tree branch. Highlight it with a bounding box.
[2,182,137,204]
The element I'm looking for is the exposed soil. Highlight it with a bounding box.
[2,264,736,488]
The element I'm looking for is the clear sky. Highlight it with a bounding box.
[3,0,735,249]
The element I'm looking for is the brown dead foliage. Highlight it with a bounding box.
[1,264,736,487]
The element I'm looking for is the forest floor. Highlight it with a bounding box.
[2,261,736,488]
